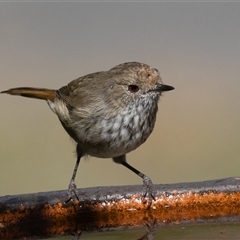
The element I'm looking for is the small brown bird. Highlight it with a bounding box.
[1,62,174,203]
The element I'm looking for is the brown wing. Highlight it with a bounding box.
[57,72,101,106]
[56,71,116,118]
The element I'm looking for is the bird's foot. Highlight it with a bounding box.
[65,179,79,203]
[142,176,155,207]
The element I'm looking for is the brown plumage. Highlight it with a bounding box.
[1,87,56,102]
[1,62,174,205]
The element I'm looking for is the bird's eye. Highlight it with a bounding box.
[128,85,139,93]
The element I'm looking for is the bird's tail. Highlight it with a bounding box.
[1,87,56,102]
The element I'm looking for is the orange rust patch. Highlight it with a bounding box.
[1,191,240,239]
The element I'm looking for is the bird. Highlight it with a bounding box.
[1,62,174,204]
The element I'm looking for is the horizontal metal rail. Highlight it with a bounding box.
[1,177,240,239]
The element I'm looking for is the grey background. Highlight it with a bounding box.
[1,3,240,196]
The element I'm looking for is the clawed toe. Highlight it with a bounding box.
[65,179,79,203]
[142,176,155,206]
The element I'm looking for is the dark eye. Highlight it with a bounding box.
[128,85,139,93]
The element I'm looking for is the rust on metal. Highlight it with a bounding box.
[1,177,240,239]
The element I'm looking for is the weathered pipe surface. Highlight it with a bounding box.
[1,177,240,239]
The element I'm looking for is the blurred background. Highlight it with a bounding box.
[1,2,239,196]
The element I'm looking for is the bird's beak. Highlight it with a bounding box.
[156,84,174,92]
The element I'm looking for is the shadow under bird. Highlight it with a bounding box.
[1,62,174,204]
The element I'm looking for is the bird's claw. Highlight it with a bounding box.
[65,179,79,203]
[142,176,155,207]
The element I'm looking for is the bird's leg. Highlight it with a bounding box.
[65,154,81,203]
[113,155,155,205]
[121,160,155,203]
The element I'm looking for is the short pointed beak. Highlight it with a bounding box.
[156,84,174,92]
